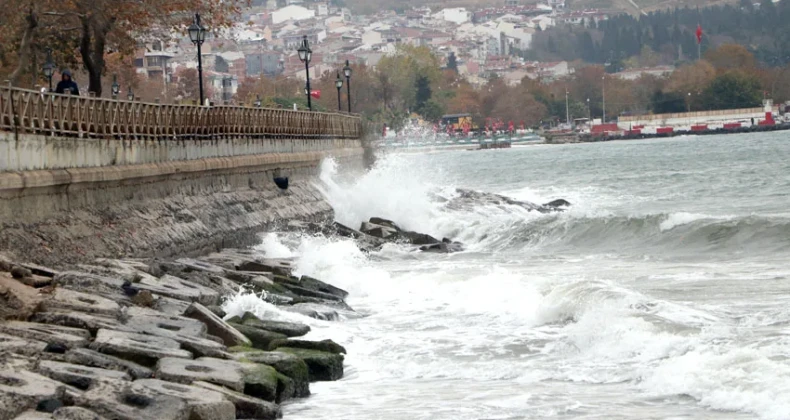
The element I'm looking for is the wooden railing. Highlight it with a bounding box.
[0,85,361,140]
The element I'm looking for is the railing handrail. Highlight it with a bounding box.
[0,85,362,141]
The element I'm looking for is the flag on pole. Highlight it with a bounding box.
[695,24,703,45]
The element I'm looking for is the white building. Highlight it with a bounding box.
[272,5,316,24]
[433,7,472,25]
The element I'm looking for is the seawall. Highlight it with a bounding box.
[0,86,366,266]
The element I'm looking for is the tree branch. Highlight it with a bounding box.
[8,8,38,86]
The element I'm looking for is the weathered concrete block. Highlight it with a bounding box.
[136,275,219,306]
[131,379,234,420]
[64,348,152,380]
[192,381,281,420]
[37,360,130,390]
[174,258,226,275]
[30,312,127,336]
[152,297,191,316]
[0,273,43,320]
[52,407,108,419]
[155,357,245,391]
[40,289,120,317]
[89,329,192,367]
[240,312,310,338]
[268,338,346,355]
[183,303,251,347]
[228,323,286,350]
[0,322,90,350]
[277,348,344,382]
[76,378,189,420]
[281,303,339,321]
[0,332,48,356]
[235,259,293,277]
[123,308,207,337]
[0,370,65,420]
[11,411,52,419]
[232,350,310,398]
[52,272,128,302]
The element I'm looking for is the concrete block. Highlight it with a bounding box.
[37,360,130,390]
[124,315,227,359]
[0,332,48,355]
[155,357,245,391]
[41,289,120,317]
[30,312,127,336]
[281,303,339,321]
[240,313,310,338]
[192,381,281,420]
[277,348,344,382]
[89,329,192,367]
[235,259,293,277]
[11,411,52,420]
[152,296,191,316]
[0,321,90,350]
[76,378,189,420]
[228,323,286,350]
[136,275,219,306]
[123,308,207,337]
[52,407,108,419]
[131,379,234,420]
[0,370,65,420]
[174,258,226,275]
[53,272,128,302]
[64,348,152,380]
[231,350,310,398]
[183,303,251,347]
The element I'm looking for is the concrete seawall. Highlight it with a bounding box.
[0,132,366,266]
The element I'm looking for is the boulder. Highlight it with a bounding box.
[368,217,401,230]
[268,339,346,355]
[89,329,192,367]
[37,360,131,390]
[330,222,363,239]
[76,378,189,420]
[400,231,440,245]
[276,348,344,382]
[0,369,65,420]
[419,241,465,254]
[192,381,281,420]
[359,222,398,239]
[183,303,251,348]
[228,323,286,350]
[231,351,310,398]
[0,273,43,320]
[240,313,310,338]
[10,266,32,279]
[543,198,571,209]
[63,348,152,380]
[0,322,90,351]
[131,379,235,420]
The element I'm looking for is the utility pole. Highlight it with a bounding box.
[602,76,606,123]
[565,89,570,125]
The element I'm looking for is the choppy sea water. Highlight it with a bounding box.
[224,132,790,420]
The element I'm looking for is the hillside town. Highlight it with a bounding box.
[135,0,628,103]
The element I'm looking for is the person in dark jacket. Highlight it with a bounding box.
[55,70,80,95]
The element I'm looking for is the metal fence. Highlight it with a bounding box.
[0,85,361,140]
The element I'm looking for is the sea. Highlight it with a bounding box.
[223,132,790,420]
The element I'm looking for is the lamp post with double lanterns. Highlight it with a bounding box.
[188,13,207,106]
[297,35,313,111]
[111,75,120,99]
[42,48,55,92]
[127,86,134,101]
[335,72,343,112]
[343,60,352,113]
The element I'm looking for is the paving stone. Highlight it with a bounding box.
[30,312,127,336]
[0,332,48,356]
[76,378,189,420]
[63,348,152,380]
[155,357,245,392]
[37,360,130,390]
[136,275,219,306]
[0,370,65,420]
[0,273,43,320]
[131,379,234,420]
[89,329,192,367]
[41,289,120,317]
[184,303,251,347]
[0,322,90,350]
[193,381,281,420]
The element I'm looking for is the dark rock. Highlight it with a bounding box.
[281,303,339,321]
[240,312,310,338]
[359,222,398,239]
[368,217,400,230]
[448,188,563,213]
[11,266,32,279]
[0,369,65,419]
[18,263,60,278]
[400,231,440,245]
[228,323,287,350]
[276,348,344,382]
[36,398,63,413]
[543,198,571,208]
[419,242,465,254]
[121,281,140,297]
[131,291,155,307]
[206,306,226,318]
[331,222,363,239]
[235,259,293,277]
[268,339,346,355]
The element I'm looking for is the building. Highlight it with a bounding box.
[434,8,472,25]
[134,42,176,81]
[272,5,316,24]
[613,66,674,80]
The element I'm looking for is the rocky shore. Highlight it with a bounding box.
[0,249,350,420]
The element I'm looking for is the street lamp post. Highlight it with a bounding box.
[335,72,343,112]
[42,48,55,92]
[254,94,262,108]
[687,92,692,112]
[111,75,120,99]
[297,35,313,111]
[602,76,606,123]
[565,89,570,125]
[587,98,591,121]
[127,86,134,101]
[343,60,352,113]
[188,13,207,106]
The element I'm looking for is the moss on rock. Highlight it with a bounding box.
[277,347,344,382]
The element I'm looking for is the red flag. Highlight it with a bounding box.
[310,90,321,99]
[695,24,703,45]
